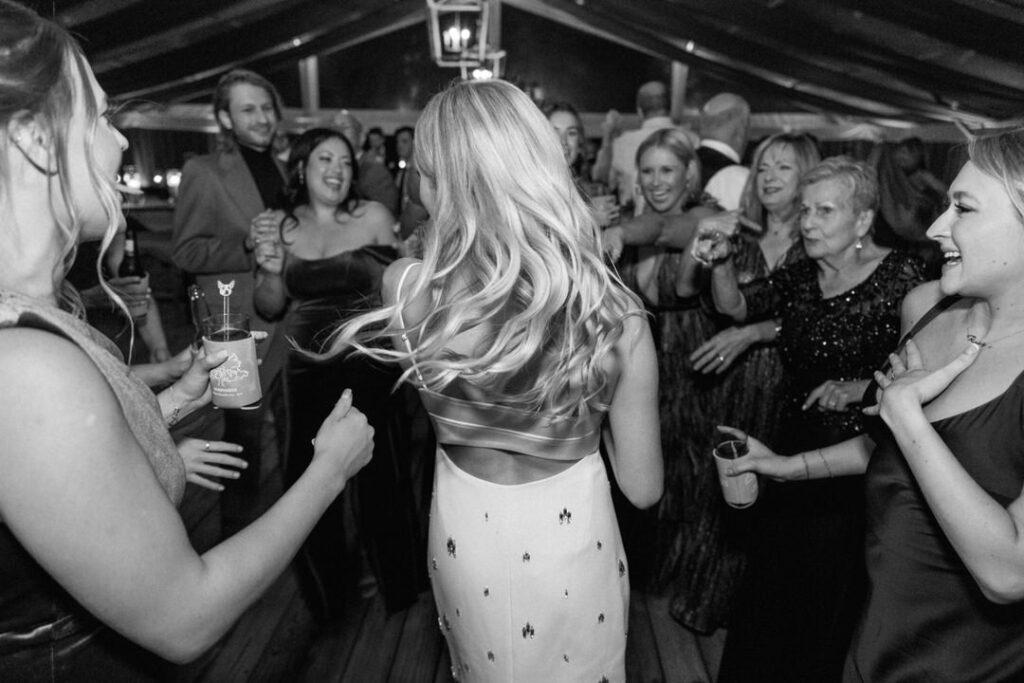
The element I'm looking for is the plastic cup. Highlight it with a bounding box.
[201,313,262,410]
[713,438,758,509]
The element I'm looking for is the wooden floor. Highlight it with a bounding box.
[143,238,725,682]
[163,408,724,683]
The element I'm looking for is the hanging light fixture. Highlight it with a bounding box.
[427,0,505,79]
[427,0,490,68]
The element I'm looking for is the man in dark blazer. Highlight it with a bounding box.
[172,68,288,534]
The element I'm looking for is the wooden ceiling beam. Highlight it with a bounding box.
[105,0,425,102]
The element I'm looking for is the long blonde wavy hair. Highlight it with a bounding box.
[324,79,642,418]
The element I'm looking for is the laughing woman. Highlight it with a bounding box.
[725,127,1024,682]
[253,128,424,620]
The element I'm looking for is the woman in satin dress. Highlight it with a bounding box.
[253,128,424,620]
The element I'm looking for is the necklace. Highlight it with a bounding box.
[966,325,1024,348]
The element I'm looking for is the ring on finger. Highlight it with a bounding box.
[203,441,210,452]
[717,354,726,363]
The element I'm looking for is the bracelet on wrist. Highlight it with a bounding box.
[817,448,834,478]
[800,452,811,480]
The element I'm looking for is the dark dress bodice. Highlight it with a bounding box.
[282,246,395,352]
[847,374,1024,682]
[280,245,425,617]
[743,250,925,451]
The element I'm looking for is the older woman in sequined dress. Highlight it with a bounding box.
[695,156,926,683]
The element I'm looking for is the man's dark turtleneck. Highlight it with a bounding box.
[238,143,284,209]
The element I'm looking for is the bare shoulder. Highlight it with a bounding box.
[613,309,655,356]
[901,279,946,330]
[382,258,423,306]
[354,200,398,244]
[0,327,113,405]
[355,200,395,224]
[0,327,121,466]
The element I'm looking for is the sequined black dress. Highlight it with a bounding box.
[281,246,424,619]
[718,250,925,683]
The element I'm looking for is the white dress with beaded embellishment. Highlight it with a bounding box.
[395,265,629,682]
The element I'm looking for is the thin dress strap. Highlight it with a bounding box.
[395,261,427,389]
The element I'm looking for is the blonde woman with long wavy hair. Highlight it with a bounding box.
[0,2,373,678]
[326,79,663,681]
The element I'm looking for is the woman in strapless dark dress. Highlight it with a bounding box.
[253,128,424,620]
[722,128,1024,682]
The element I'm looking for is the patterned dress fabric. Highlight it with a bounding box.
[397,265,629,682]
[653,236,805,634]
[429,448,628,682]
[718,250,926,683]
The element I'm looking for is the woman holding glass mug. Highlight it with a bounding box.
[0,3,373,679]
[722,128,1024,682]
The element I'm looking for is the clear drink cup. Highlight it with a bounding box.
[713,438,758,509]
[201,313,262,409]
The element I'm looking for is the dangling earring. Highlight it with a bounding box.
[297,165,305,186]
[855,237,863,250]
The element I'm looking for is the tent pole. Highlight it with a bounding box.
[670,60,688,122]
[299,56,320,113]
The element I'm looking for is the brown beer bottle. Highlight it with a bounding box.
[119,224,146,278]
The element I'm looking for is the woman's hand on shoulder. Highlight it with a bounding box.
[868,339,980,422]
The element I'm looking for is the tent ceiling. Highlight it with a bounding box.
[44,0,1024,125]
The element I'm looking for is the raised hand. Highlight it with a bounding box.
[310,388,375,488]
[870,340,980,422]
[254,238,284,274]
[690,211,739,266]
